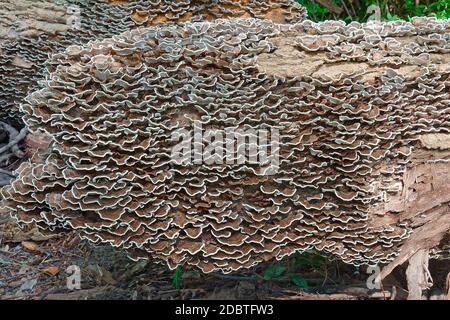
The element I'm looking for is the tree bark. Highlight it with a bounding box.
[406,249,433,300]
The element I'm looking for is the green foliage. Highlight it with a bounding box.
[263,262,287,280]
[291,274,309,288]
[426,0,450,18]
[261,251,328,290]
[172,265,183,289]
[386,12,400,21]
[297,0,331,20]
[297,0,450,22]
[293,251,326,269]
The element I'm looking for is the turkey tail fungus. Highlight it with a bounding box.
[0,0,306,122]
[1,18,448,289]
[0,0,307,220]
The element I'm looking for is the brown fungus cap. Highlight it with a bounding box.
[0,0,306,121]
[1,17,450,273]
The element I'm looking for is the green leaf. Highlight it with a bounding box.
[293,252,326,269]
[292,274,309,289]
[172,265,182,289]
[263,263,286,280]
[386,12,399,21]
[310,254,326,266]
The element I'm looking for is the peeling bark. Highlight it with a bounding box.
[405,249,433,300]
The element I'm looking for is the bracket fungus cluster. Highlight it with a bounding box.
[1,16,450,273]
[0,0,306,121]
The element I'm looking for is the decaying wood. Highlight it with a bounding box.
[43,286,116,300]
[0,168,13,176]
[0,153,14,166]
[2,17,449,275]
[0,179,13,187]
[0,122,26,185]
[379,204,450,280]
[405,249,433,300]
[0,126,27,156]
[368,137,450,281]
[420,134,450,150]
[272,287,392,300]
[446,272,450,300]
[390,286,397,300]
[0,122,27,186]
[0,122,25,158]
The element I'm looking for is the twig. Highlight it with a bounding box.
[0,152,14,165]
[348,1,357,17]
[0,122,26,157]
[0,214,12,224]
[315,0,344,15]
[303,283,369,294]
[1,293,40,300]
[0,168,14,176]
[0,127,27,156]
[0,179,13,186]
[390,286,397,300]
[210,273,257,281]
[446,272,450,299]
[321,265,328,287]
[341,0,353,18]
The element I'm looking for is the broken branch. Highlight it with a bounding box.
[0,126,27,156]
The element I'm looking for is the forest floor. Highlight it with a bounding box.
[1,211,448,300]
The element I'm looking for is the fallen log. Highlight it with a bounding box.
[1,18,448,279]
[0,0,306,122]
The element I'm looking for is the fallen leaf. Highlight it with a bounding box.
[41,266,60,276]
[21,241,40,252]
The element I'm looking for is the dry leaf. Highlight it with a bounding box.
[21,241,40,252]
[41,266,60,276]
